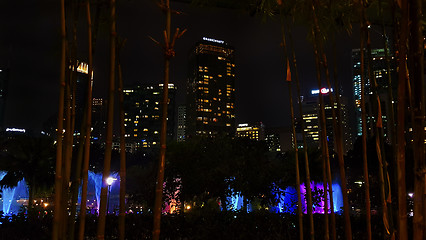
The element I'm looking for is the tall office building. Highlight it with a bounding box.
[296,88,352,154]
[186,37,236,138]
[123,83,176,149]
[91,98,106,144]
[265,132,281,152]
[177,105,186,142]
[236,122,265,141]
[0,68,9,130]
[352,48,396,140]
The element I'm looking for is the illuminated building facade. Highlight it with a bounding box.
[177,105,186,142]
[297,89,352,153]
[352,48,396,139]
[236,122,265,141]
[91,98,106,144]
[186,37,236,138]
[123,83,176,149]
[265,132,281,152]
[0,68,9,130]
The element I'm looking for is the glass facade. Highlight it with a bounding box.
[186,38,236,137]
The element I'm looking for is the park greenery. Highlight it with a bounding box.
[0,0,425,239]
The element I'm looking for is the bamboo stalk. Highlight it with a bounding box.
[278,11,303,240]
[52,0,66,238]
[153,0,171,239]
[287,20,315,240]
[409,0,425,238]
[359,2,372,238]
[117,41,127,240]
[96,0,116,238]
[396,0,409,238]
[77,1,94,239]
[287,76,304,240]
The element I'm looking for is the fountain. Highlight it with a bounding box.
[273,181,343,214]
[82,171,120,214]
[0,171,28,215]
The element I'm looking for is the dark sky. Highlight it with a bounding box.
[0,0,357,132]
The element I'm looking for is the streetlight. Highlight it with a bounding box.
[106,177,116,214]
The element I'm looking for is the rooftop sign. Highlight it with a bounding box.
[311,88,333,95]
[203,37,224,44]
[6,128,26,133]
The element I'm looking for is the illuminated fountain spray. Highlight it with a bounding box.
[83,171,119,214]
[87,171,103,211]
[300,182,343,214]
[0,172,28,215]
[274,181,343,214]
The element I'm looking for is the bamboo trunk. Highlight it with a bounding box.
[318,46,337,240]
[396,0,409,239]
[409,0,425,239]
[52,0,66,238]
[331,35,353,240]
[287,79,304,240]
[77,2,94,239]
[96,0,116,238]
[117,43,127,240]
[310,22,330,240]
[61,58,73,240]
[279,14,303,240]
[65,18,80,239]
[377,1,396,236]
[287,22,315,240]
[69,116,87,240]
[359,3,372,238]
[153,1,172,239]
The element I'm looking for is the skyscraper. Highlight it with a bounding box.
[236,122,265,141]
[352,48,396,140]
[186,37,236,138]
[123,83,176,149]
[91,98,106,144]
[176,105,186,142]
[297,88,352,154]
[0,68,9,130]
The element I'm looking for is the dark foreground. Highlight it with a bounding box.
[0,209,411,240]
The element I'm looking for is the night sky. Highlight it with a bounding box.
[0,0,359,132]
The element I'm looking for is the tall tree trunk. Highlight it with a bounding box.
[52,0,66,238]
[153,1,171,239]
[396,0,409,239]
[96,0,116,238]
[287,21,315,240]
[78,1,94,239]
[66,20,81,239]
[61,61,73,240]
[310,2,338,239]
[278,12,303,240]
[377,1,396,237]
[409,0,425,238]
[287,74,304,240]
[321,135,330,240]
[69,116,87,240]
[331,35,353,240]
[318,42,337,240]
[359,2,372,239]
[117,41,127,240]
[364,22,393,238]
[374,97,392,237]
[310,22,330,240]
[311,1,349,239]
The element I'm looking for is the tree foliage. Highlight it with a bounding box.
[164,136,292,211]
[0,135,55,199]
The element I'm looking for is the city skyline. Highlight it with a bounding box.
[0,0,365,132]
